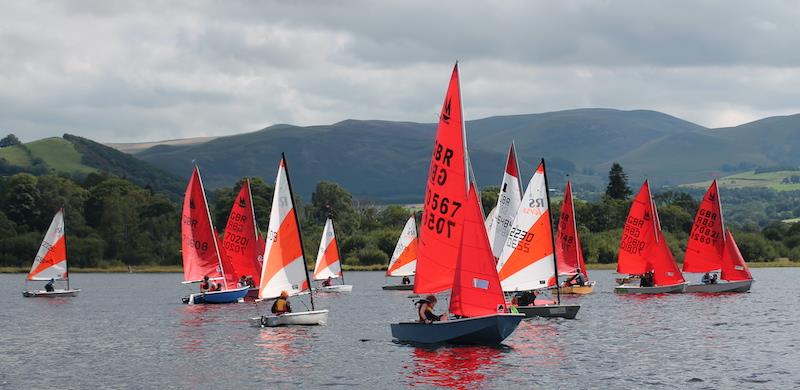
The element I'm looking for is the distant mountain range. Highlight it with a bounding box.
[4,108,799,203]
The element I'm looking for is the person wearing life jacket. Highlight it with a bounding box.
[271,290,292,315]
[237,275,249,288]
[199,276,211,292]
[416,295,446,323]
[322,276,333,287]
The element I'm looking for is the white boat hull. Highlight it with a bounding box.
[250,310,329,327]
[23,289,80,297]
[685,280,752,293]
[314,285,353,293]
[614,283,686,294]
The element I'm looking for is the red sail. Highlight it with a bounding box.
[221,180,262,287]
[449,184,507,317]
[181,167,224,283]
[648,231,686,286]
[617,181,657,275]
[721,230,753,281]
[415,63,469,294]
[555,181,587,277]
[683,180,725,272]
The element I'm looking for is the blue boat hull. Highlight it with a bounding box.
[391,313,525,345]
[183,286,249,304]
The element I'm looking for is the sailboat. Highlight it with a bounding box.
[683,180,753,293]
[390,64,523,345]
[496,160,581,319]
[23,209,80,297]
[556,181,595,294]
[312,218,353,292]
[615,180,687,294]
[382,215,417,290]
[220,179,263,298]
[250,154,328,327]
[181,167,249,304]
[485,143,523,260]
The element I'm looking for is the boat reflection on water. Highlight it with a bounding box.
[254,327,312,373]
[404,345,506,389]
[509,320,566,365]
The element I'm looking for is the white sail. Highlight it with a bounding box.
[313,218,342,280]
[486,143,523,259]
[484,206,498,235]
[258,158,310,299]
[387,216,418,277]
[28,209,68,281]
[496,162,556,292]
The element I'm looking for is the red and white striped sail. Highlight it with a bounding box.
[387,215,418,277]
[683,180,725,273]
[221,179,262,288]
[486,143,523,259]
[28,209,68,281]
[449,184,507,317]
[496,161,556,292]
[556,181,587,277]
[720,230,752,281]
[414,63,469,294]
[181,167,225,285]
[313,218,342,281]
[617,181,658,275]
[258,158,309,299]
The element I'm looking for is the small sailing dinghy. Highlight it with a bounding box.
[683,181,753,293]
[556,181,595,295]
[382,215,417,290]
[485,142,523,260]
[220,179,263,298]
[251,154,328,327]
[23,209,80,297]
[496,160,581,319]
[390,64,523,345]
[312,218,353,293]
[615,180,687,294]
[181,167,249,304]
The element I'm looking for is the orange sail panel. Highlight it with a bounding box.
[683,180,725,273]
[617,181,657,275]
[387,216,418,277]
[181,167,224,284]
[221,180,262,287]
[721,230,753,281]
[496,162,557,291]
[28,209,68,281]
[313,218,342,280]
[555,181,587,277]
[648,231,685,286]
[258,158,309,299]
[449,184,507,317]
[486,143,523,259]
[415,63,469,294]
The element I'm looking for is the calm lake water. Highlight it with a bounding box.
[1,269,798,389]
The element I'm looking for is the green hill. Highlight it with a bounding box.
[683,170,800,191]
[0,134,184,200]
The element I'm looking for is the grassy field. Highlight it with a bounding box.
[682,170,800,191]
[26,138,96,175]
[0,145,33,166]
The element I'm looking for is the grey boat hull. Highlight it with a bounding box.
[516,304,581,319]
[685,280,752,293]
[614,283,686,294]
[382,285,414,291]
[391,313,525,345]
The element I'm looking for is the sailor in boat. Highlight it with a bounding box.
[44,278,55,292]
[512,290,537,307]
[271,290,292,315]
[237,275,249,288]
[640,271,655,287]
[322,276,333,287]
[246,276,256,288]
[710,273,718,284]
[416,295,447,323]
[563,271,587,287]
[200,276,211,292]
[701,272,712,284]
[401,276,411,285]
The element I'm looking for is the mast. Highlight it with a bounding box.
[331,218,345,285]
[541,159,561,304]
[62,208,69,290]
[715,179,727,244]
[281,153,315,310]
[196,165,227,290]
[568,181,582,274]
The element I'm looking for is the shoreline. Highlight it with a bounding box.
[1,259,797,274]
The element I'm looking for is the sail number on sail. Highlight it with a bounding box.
[690,208,721,245]
[182,215,209,252]
[620,215,647,255]
[423,142,462,238]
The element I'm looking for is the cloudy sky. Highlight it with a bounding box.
[3,0,800,142]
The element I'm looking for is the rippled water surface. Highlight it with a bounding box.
[1,269,799,389]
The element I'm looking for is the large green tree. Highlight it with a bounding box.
[605,163,632,200]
